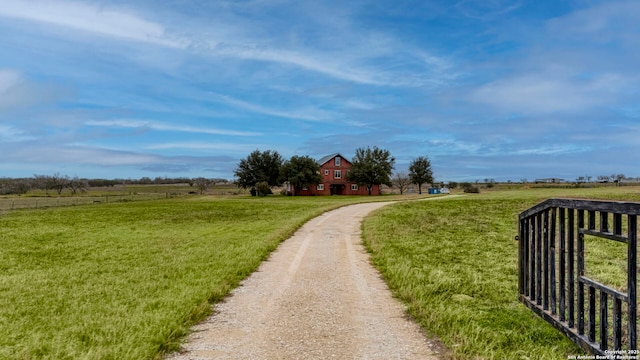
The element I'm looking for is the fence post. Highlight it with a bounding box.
[628,214,637,350]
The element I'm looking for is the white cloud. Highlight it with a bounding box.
[0,124,35,141]
[0,69,22,93]
[0,1,454,87]
[210,43,386,85]
[210,93,336,122]
[217,43,455,88]
[145,141,263,153]
[455,0,524,20]
[0,0,185,47]
[0,69,68,110]
[470,72,629,114]
[547,1,640,42]
[514,145,589,156]
[2,143,159,165]
[86,119,261,137]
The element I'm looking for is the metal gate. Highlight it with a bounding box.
[518,198,638,354]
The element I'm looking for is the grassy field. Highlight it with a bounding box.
[0,184,245,212]
[0,194,398,360]
[362,186,640,359]
[3,186,639,359]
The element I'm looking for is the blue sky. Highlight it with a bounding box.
[1,0,638,182]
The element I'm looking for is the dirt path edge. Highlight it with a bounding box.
[166,200,445,359]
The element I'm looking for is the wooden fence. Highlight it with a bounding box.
[518,198,638,355]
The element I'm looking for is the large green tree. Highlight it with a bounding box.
[234,150,284,190]
[279,155,322,196]
[408,156,434,194]
[346,146,395,195]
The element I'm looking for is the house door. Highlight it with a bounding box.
[329,184,345,195]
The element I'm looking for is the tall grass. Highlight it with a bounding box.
[0,195,390,360]
[362,187,640,359]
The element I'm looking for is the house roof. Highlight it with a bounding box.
[317,153,348,166]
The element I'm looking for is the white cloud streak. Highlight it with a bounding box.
[86,119,261,137]
[212,44,384,85]
[145,141,263,153]
[0,1,454,87]
[0,0,185,47]
[210,93,336,122]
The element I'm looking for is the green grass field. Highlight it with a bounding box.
[362,186,640,359]
[0,183,245,212]
[2,186,639,359]
[0,194,393,360]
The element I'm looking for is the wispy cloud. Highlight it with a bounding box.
[0,124,35,142]
[0,0,185,47]
[0,1,455,88]
[210,93,336,122]
[212,44,382,85]
[546,1,640,43]
[145,141,265,153]
[1,141,238,175]
[470,72,629,114]
[0,69,21,92]
[514,145,590,156]
[455,0,524,20]
[1,1,638,181]
[0,68,68,111]
[86,119,261,137]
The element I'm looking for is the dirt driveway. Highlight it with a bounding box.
[166,201,440,359]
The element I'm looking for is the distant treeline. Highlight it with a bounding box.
[0,174,231,196]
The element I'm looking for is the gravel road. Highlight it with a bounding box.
[166,201,440,359]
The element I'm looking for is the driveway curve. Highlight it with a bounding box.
[166,201,440,359]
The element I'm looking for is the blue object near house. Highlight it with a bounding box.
[428,188,440,194]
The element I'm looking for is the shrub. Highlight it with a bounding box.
[255,181,272,197]
[462,183,480,193]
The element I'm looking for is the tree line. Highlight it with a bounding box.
[0,174,230,196]
[233,147,435,196]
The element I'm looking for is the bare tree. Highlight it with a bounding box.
[193,177,211,195]
[392,171,411,195]
[0,178,32,195]
[68,177,89,195]
[33,174,53,195]
[50,173,70,195]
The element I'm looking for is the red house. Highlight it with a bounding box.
[293,153,381,196]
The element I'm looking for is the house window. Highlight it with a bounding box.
[317,184,324,191]
[334,170,342,179]
[324,169,329,175]
[351,184,358,191]
[302,186,308,190]
[335,157,341,166]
